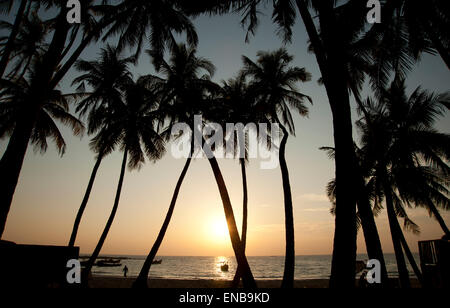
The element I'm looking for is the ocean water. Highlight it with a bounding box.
[87,254,421,280]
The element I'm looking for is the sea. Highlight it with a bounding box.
[86,253,421,280]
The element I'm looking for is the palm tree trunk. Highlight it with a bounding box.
[82,150,128,286]
[203,135,256,288]
[428,203,450,238]
[0,7,70,239]
[133,137,194,288]
[355,174,389,286]
[278,124,295,288]
[232,158,248,287]
[353,151,388,286]
[383,180,411,288]
[296,0,357,287]
[68,154,104,247]
[0,107,37,238]
[0,0,28,78]
[397,226,424,286]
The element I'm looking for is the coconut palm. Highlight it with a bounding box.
[384,0,450,69]
[133,43,217,288]
[82,76,166,285]
[134,44,256,288]
[100,0,198,63]
[0,0,28,77]
[0,10,50,80]
[186,0,371,287]
[241,48,312,288]
[211,73,264,286]
[0,0,199,239]
[68,45,135,247]
[357,79,450,287]
[0,67,84,159]
[0,1,107,238]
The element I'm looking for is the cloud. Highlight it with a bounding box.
[257,203,272,208]
[296,193,329,203]
[301,208,330,213]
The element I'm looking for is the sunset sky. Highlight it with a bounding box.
[1,5,449,257]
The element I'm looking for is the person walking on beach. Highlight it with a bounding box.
[123,265,128,278]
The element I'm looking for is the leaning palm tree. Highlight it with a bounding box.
[208,73,260,287]
[0,0,199,239]
[68,45,135,247]
[134,44,256,288]
[358,79,450,287]
[82,77,166,286]
[0,1,113,239]
[185,0,374,287]
[242,48,312,288]
[133,43,217,288]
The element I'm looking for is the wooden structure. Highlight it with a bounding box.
[418,239,450,288]
[0,240,79,288]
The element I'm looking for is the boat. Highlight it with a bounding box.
[96,260,122,267]
[220,262,229,272]
[152,259,162,264]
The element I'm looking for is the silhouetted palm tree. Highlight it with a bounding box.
[383,0,450,69]
[0,66,84,157]
[82,76,166,286]
[212,72,262,287]
[242,48,312,288]
[357,79,450,287]
[0,10,49,80]
[0,0,198,238]
[68,45,135,247]
[0,1,108,238]
[100,0,198,62]
[0,0,28,77]
[188,0,370,286]
[133,43,217,288]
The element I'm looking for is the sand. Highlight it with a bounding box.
[88,276,330,288]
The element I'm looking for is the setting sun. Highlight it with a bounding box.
[209,217,230,242]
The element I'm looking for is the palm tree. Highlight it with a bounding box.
[81,76,166,286]
[133,43,217,288]
[0,2,101,239]
[357,79,450,287]
[211,73,262,287]
[100,0,198,63]
[68,45,135,247]
[0,0,28,77]
[0,66,84,162]
[186,0,371,287]
[0,10,49,80]
[242,48,311,288]
[0,0,199,239]
[385,0,450,69]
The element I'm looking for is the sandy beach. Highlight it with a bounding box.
[88,276,421,288]
[89,276,330,288]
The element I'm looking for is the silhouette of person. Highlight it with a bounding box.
[123,265,128,278]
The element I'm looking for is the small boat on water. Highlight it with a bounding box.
[152,259,162,265]
[96,260,122,267]
[221,262,229,272]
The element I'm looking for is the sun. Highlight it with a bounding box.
[209,217,229,241]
